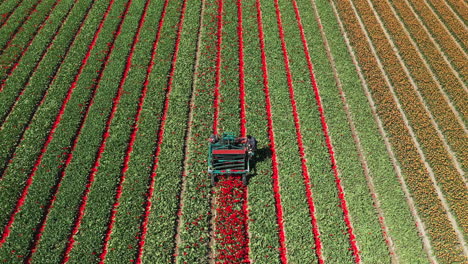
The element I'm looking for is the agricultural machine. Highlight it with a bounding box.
[208,132,257,185]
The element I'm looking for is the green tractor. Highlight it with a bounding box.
[207,132,256,186]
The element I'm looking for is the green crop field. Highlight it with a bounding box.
[0,0,466,263]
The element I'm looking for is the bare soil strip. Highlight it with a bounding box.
[328,1,436,262]
[173,0,206,259]
[310,0,397,261]
[347,0,468,256]
[363,0,466,185]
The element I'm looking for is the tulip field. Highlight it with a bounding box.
[0,0,466,262]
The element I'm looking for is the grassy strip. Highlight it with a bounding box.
[175,0,218,261]
[403,0,467,81]
[0,1,107,261]
[333,0,466,262]
[0,0,85,233]
[0,0,40,50]
[425,0,467,50]
[0,0,77,175]
[26,0,130,262]
[388,0,467,125]
[240,0,281,261]
[313,0,429,262]
[286,0,394,261]
[352,0,468,238]
[0,0,22,25]
[0,0,57,84]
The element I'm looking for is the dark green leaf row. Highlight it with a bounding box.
[0,0,108,261]
[0,0,77,174]
[103,0,189,262]
[28,0,132,262]
[313,0,429,262]
[63,0,155,261]
[241,0,281,261]
[283,0,394,261]
[0,0,88,235]
[260,0,348,262]
[217,0,239,134]
[0,0,56,76]
[0,0,21,25]
[0,0,40,49]
[176,0,218,262]
[138,1,202,261]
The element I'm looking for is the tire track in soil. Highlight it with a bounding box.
[347,0,468,257]
[134,0,187,262]
[23,0,117,261]
[328,0,436,262]
[309,0,397,261]
[172,0,205,259]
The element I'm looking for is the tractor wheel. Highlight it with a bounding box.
[242,174,247,185]
[211,174,215,186]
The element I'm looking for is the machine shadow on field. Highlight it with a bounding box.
[247,145,272,184]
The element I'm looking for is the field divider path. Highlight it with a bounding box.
[328,0,436,261]
[59,0,134,261]
[361,0,466,183]
[0,0,79,179]
[308,0,397,260]
[347,0,468,257]
[0,0,23,26]
[0,0,97,248]
[0,0,60,91]
[131,0,187,262]
[350,0,468,241]
[255,0,287,261]
[172,0,206,259]
[273,0,325,262]
[22,0,117,261]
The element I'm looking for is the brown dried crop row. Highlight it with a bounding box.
[388,0,467,126]
[368,0,467,177]
[425,0,467,46]
[352,0,468,237]
[445,0,468,23]
[332,0,466,262]
[404,0,467,80]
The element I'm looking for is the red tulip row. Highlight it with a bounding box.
[0,0,23,26]
[333,0,466,262]
[0,0,57,86]
[0,0,119,262]
[0,0,79,178]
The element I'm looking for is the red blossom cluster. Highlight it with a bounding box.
[214,176,250,264]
